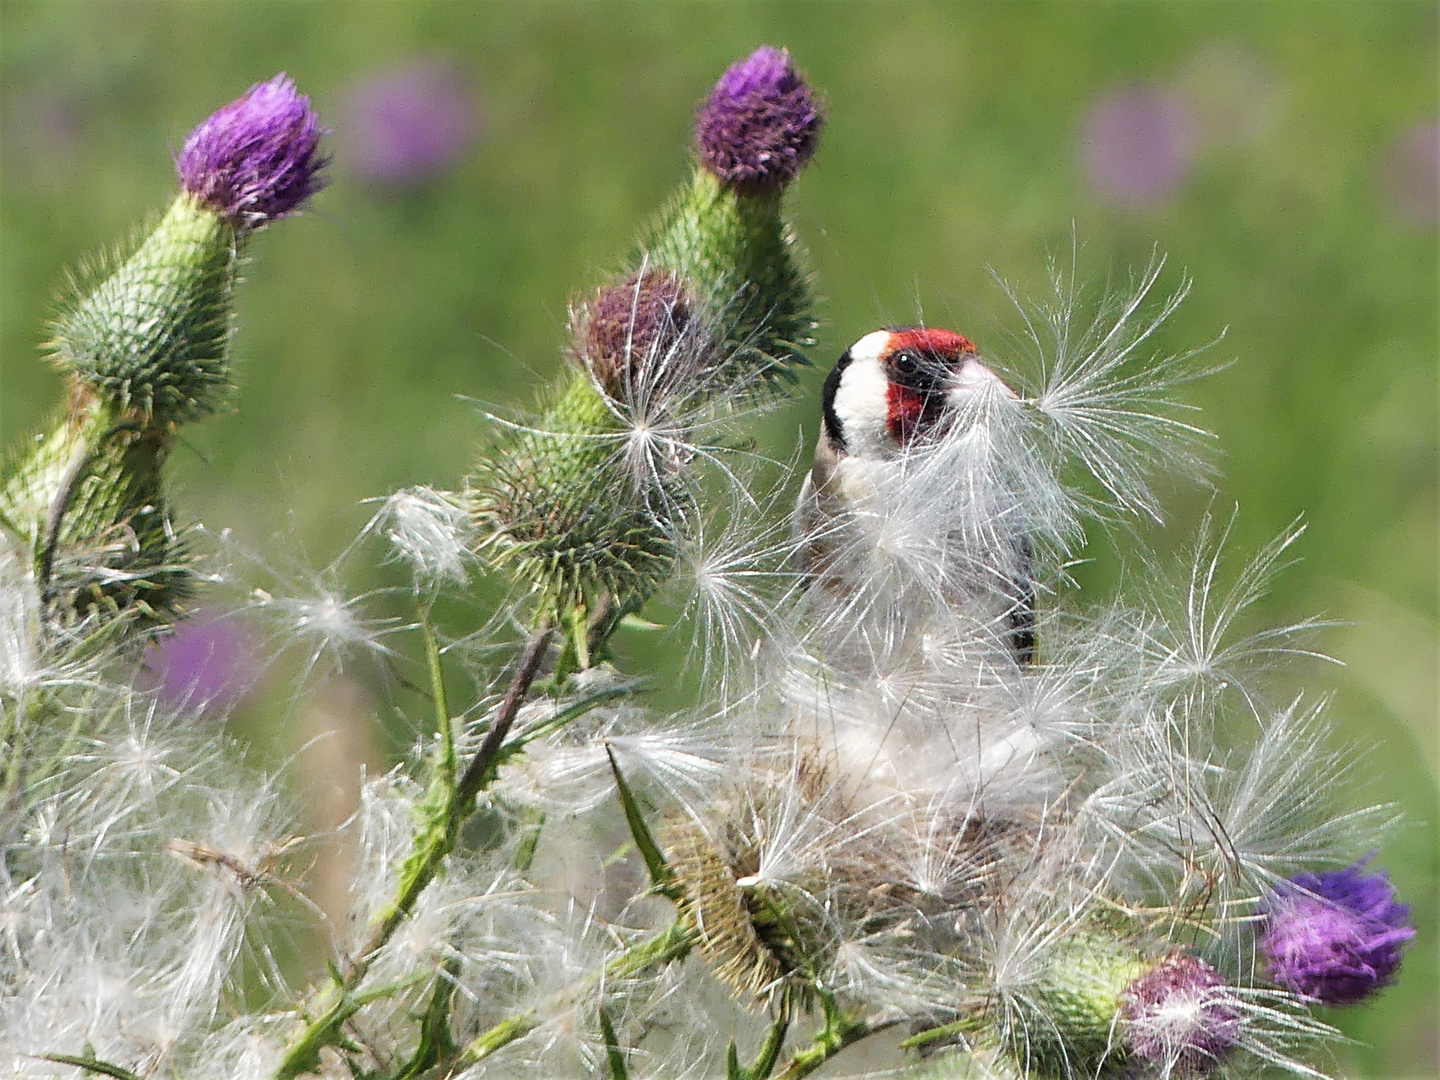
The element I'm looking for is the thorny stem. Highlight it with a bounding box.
[456,620,554,803]
[455,1013,540,1069]
[455,916,698,1068]
[899,996,990,1051]
[271,619,554,1079]
[773,991,894,1080]
[346,613,467,974]
[35,428,103,613]
[729,1013,790,1080]
[35,400,143,622]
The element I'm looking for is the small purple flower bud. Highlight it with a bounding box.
[696,46,824,193]
[1122,953,1240,1076]
[177,73,328,226]
[576,269,696,396]
[1260,860,1416,1006]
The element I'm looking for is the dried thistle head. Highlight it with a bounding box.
[574,268,699,402]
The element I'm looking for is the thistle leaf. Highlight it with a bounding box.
[606,743,679,899]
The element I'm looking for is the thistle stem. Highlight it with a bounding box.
[456,619,553,803]
[773,994,894,1080]
[456,916,696,1068]
[272,619,555,1078]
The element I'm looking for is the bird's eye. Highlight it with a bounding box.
[893,352,919,377]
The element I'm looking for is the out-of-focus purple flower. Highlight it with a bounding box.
[341,60,480,186]
[3,87,86,182]
[1380,121,1439,227]
[148,612,259,713]
[1260,860,1416,1006]
[177,73,328,226]
[1082,84,1197,207]
[696,46,824,193]
[1122,953,1240,1076]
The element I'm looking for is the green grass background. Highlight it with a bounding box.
[2,2,1435,1074]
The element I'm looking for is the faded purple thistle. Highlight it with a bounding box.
[1081,84,1197,207]
[1122,953,1240,1076]
[177,73,328,226]
[1260,860,1415,1006]
[146,611,259,713]
[577,269,696,396]
[696,46,823,192]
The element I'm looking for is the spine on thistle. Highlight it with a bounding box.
[0,74,325,623]
[473,47,824,656]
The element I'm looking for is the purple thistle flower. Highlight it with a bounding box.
[696,46,824,193]
[1122,953,1240,1076]
[1260,860,1416,1006]
[177,73,328,226]
[1380,120,1439,227]
[146,611,260,713]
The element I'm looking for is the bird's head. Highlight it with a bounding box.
[820,327,1016,458]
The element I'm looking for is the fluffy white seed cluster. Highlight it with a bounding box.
[0,262,1392,1080]
[0,689,306,1077]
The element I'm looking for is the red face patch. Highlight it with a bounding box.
[885,327,976,357]
[886,381,933,444]
[882,328,977,445]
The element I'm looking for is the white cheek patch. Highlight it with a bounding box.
[833,331,895,459]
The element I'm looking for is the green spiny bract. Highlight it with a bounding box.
[995,929,1146,1078]
[643,167,814,388]
[47,194,239,424]
[0,388,189,624]
[1,194,243,627]
[473,374,685,635]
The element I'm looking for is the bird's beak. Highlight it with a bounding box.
[950,355,1019,400]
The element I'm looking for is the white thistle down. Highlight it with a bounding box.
[369,486,475,586]
[1,234,1408,1080]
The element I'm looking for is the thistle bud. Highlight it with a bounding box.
[47,198,237,422]
[49,74,326,423]
[1001,935,1238,1078]
[696,46,824,194]
[1001,931,1145,1074]
[177,73,327,227]
[640,46,825,386]
[4,75,326,623]
[1259,860,1415,1006]
[472,375,681,628]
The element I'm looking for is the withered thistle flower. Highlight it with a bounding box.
[1122,953,1240,1076]
[575,268,698,400]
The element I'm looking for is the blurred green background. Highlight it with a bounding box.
[2,2,1435,1074]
